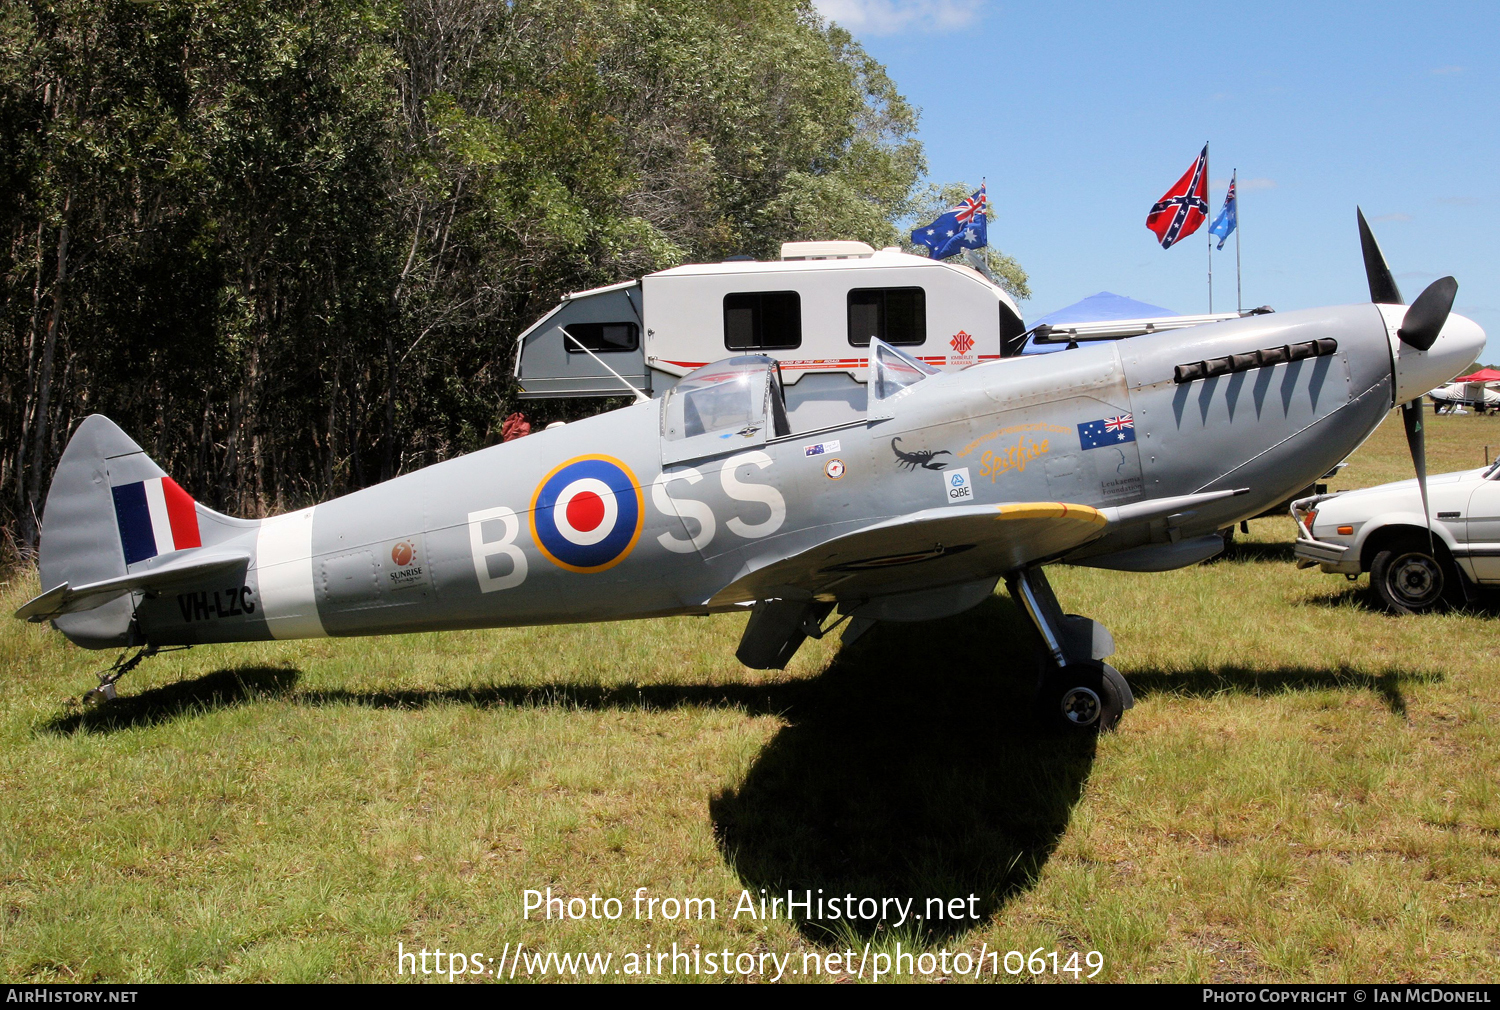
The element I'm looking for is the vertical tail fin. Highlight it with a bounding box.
[35,414,244,649]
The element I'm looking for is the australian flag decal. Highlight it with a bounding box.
[1078,414,1136,451]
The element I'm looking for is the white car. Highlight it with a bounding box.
[1292,462,1500,613]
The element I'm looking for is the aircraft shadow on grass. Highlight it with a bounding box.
[43,665,300,736]
[1124,665,1440,718]
[706,596,1093,943]
[38,597,1442,941]
[701,604,1438,941]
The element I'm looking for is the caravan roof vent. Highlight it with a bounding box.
[779,240,875,261]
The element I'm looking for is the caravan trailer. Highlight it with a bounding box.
[512,241,1028,430]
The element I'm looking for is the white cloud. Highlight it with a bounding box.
[813,0,983,35]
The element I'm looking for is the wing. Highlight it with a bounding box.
[707,488,1248,606]
[708,502,1107,606]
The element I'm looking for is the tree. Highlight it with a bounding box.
[0,0,1027,556]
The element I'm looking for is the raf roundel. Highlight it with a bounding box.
[530,455,645,573]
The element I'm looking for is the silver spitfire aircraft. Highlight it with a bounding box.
[17,213,1486,730]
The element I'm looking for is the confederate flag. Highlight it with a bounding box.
[1145,144,1210,249]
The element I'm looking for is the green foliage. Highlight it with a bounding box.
[0,0,1019,542]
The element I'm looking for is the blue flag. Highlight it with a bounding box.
[911,185,987,260]
[1208,174,1237,251]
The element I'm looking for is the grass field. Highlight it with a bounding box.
[3,411,1499,983]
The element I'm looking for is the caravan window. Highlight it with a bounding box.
[724,292,802,351]
[564,321,639,353]
[847,287,926,347]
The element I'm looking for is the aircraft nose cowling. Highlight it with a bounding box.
[1381,306,1487,405]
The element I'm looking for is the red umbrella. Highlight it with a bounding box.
[1452,367,1500,383]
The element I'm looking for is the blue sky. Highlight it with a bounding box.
[815,0,1499,363]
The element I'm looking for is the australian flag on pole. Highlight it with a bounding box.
[1208,172,1237,250]
[1146,145,1209,249]
[911,185,987,260]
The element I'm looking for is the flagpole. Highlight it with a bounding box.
[1206,143,1212,313]
[1234,169,1242,313]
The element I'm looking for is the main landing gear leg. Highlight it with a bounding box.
[1004,566,1134,733]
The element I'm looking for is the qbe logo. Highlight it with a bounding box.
[944,467,973,503]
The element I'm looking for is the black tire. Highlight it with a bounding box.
[1369,535,1456,615]
[1036,660,1125,733]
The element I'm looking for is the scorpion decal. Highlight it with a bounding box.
[891,437,951,471]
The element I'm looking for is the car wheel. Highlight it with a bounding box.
[1037,660,1125,733]
[1370,535,1454,614]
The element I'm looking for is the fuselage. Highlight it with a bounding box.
[124,301,1476,648]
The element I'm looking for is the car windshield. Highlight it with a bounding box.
[1485,458,1500,479]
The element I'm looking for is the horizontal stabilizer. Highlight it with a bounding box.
[15,550,249,622]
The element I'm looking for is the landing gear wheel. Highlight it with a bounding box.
[1370,536,1456,614]
[82,683,117,707]
[1037,660,1125,733]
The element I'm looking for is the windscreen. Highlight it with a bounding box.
[681,373,756,437]
[870,339,939,401]
[662,356,781,442]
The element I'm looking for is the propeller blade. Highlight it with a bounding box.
[1401,399,1434,550]
[1358,207,1403,305]
[1397,276,1458,352]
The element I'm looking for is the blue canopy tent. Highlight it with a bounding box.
[1023,292,1178,354]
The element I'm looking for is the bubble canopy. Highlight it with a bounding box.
[661,355,791,444]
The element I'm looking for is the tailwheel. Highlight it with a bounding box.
[79,644,182,705]
[81,682,118,707]
[1037,660,1127,734]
